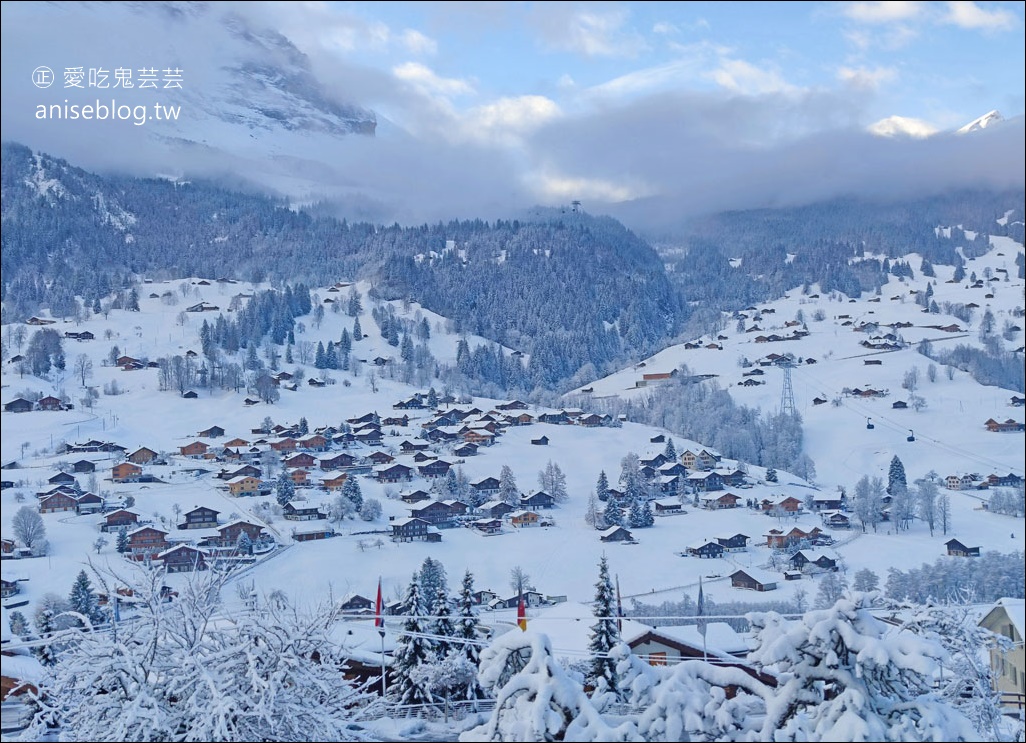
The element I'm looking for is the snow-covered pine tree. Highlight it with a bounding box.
[888,455,907,495]
[466,631,631,742]
[390,576,436,706]
[595,470,610,502]
[67,569,102,628]
[340,477,362,512]
[663,438,676,461]
[747,594,980,741]
[115,526,129,554]
[498,464,520,506]
[588,554,621,703]
[275,471,295,507]
[602,499,624,528]
[431,585,454,659]
[418,557,448,604]
[455,569,487,702]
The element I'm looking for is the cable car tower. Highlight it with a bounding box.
[779,357,797,417]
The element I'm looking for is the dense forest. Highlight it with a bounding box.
[2,140,1023,392]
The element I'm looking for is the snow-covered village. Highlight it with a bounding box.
[1,2,1025,742]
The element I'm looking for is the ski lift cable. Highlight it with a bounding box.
[790,365,1024,475]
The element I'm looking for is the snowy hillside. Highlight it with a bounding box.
[1,245,1023,633]
[569,234,1025,495]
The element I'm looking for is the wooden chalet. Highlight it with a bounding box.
[111,462,143,483]
[124,448,159,466]
[686,539,725,559]
[390,517,434,542]
[945,539,980,557]
[715,533,750,551]
[729,568,777,592]
[158,544,209,573]
[599,525,635,543]
[125,526,170,561]
[789,550,838,572]
[100,509,140,532]
[178,506,220,530]
[509,510,540,528]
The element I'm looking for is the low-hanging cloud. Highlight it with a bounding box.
[2,1,1022,234]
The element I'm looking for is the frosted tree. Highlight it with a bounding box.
[12,506,46,550]
[917,480,939,536]
[814,571,848,608]
[419,557,448,604]
[746,594,980,741]
[618,452,645,507]
[498,465,520,506]
[887,455,907,496]
[853,475,884,533]
[22,566,382,742]
[587,555,621,705]
[67,570,103,628]
[628,497,654,528]
[602,498,624,528]
[537,461,568,503]
[938,492,952,534]
[584,492,601,529]
[431,585,455,659]
[663,437,677,461]
[455,569,487,702]
[115,527,129,554]
[341,477,363,512]
[390,576,435,706]
[462,631,637,742]
[595,470,610,502]
[274,471,295,507]
[852,568,880,592]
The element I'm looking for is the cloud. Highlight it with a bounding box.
[392,62,475,99]
[837,65,898,91]
[867,115,938,137]
[527,3,648,58]
[843,1,925,23]
[463,95,563,147]
[941,1,1018,30]
[708,59,798,96]
[399,29,438,56]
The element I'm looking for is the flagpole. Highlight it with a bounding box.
[375,576,386,696]
[698,576,707,662]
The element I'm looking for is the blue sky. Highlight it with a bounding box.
[297,1,1024,133]
[2,1,1024,227]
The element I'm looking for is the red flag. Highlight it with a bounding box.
[517,594,527,631]
[374,577,384,628]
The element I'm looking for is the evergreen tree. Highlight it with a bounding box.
[454,569,487,701]
[418,557,448,603]
[390,577,435,705]
[628,497,654,528]
[595,470,610,502]
[887,455,907,496]
[588,555,621,700]
[115,526,129,554]
[432,585,455,659]
[67,570,102,627]
[602,499,624,528]
[275,471,295,507]
[498,465,520,506]
[765,467,778,483]
[340,477,362,512]
[235,530,253,555]
[352,316,362,342]
[663,437,677,461]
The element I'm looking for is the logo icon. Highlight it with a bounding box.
[32,66,54,88]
